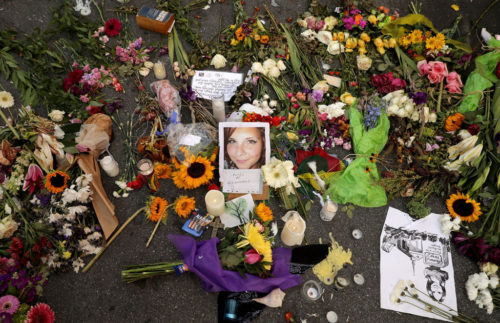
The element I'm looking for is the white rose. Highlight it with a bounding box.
[269,100,277,107]
[251,62,264,74]
[301,29,317,42]
[144,61,154,69]
[139,67,150,76]
[312,80,329,93]
[356,55,372,71]
[317,31,333,45]
[210,54,227,69]
[263,94,270,100]
[323,16,338,30]
[268,66,281,78]
[327,41,344,55]
[396,108,407,118]
[48,110,65,122]
[387,105,399,115]
[277,60,286,71]
[404,103,414,114]
[263,59,276,71]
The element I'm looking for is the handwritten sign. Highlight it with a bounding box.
[191,70,243,101]
[222,170,263,194]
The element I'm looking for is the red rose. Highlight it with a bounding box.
[391,78,407,90]
[63,77,73,91]
[105,18,122,37]
[69,68,83,83]
[371,72,394,88]
[379,85,394,94]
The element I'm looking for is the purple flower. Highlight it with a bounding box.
[342,16,355,30]
[311,89,324,102]
[409,92,427,105]
[0,313,12,323]
[180,85,197,101]
[158,45,168,56]
[298,129,311,136]
[359,20,367,28]
[133,37,143,50]
[458,54,472,65]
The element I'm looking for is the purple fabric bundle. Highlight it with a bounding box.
[168,234,302,293]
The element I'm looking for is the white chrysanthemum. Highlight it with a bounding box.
[440,214,461,235]
[268,66,281,78]
[488,274,499,289]
[68,205,88,218]
[77,174,93,188]
[0,91,14,108]
[48,212,63,224]
[251,62,264,74]
[87,231,102,241]
[77,186,92,203]
[62,188,78,205]
[72,258,85,273]
[317,31,333,44]
[263,59,276,71]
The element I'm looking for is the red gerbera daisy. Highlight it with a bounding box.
[104,18,122,37]
[26,303,55,323]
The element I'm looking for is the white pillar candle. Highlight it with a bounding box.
[99,155,120,177]
[211,95,225,122]
[153,61,166,79]
[320,200,338,221]
[281,211,305,246]
[205,190,225,216]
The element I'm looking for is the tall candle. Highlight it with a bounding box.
[99,155,120,177]
[281,211,305,246]
[205,190,225,216]
[211,95,225,122]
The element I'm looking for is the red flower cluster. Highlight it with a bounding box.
[105,18,122,37]
[7,236,52,267]
[371,72,407,94]
[63,68,83,92]
[127,174,146,190]
[242,112,284,127]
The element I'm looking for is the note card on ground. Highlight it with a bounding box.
[191,70,243,101]
[220,194,255,228]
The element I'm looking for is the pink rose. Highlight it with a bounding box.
[446,71,463,87]
[445,80,463,94]
[391,78,407,89]
[343,142,352,150]
[319,113,328,121]
[334,137,344,145]
[428,61,448,83]
[427,71,442,84]
[417,60,430,76]
[245,249,262,265]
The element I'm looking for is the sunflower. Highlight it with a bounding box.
[45,171,70,194]
[154,163,171,179]
[174,196,196,218]
[445,113,465,132]
[147,197,169,222]
[0,91,14,108]
[172,155,214,190]
[236,223,273,270]
[255,203,273,222]
[446,192,482,222]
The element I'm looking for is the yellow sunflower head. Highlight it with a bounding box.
[147,196,169,222]
[255,203,273,222]
[446,192,482,223]
[174,196,196,218]
[172,155,214,190]
[154,163,172,179]
[45,171,70,194]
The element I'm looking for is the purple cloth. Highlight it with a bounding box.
[168,234,302,293]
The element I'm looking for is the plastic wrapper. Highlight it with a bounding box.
[458,38,500,113]
[150,79,181,121]
[75,114,118,239]
[167,123,216,163]
[325,106,389,207]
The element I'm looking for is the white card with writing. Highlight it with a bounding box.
[191,70,243,101]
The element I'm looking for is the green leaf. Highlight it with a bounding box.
[468,163,490,194]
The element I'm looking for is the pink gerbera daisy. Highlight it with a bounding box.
[0,295,20,315]
[26,303,55,323]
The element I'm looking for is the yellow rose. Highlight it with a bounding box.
[360,32,371,42]
[340,92,356,106]
[286,132,298,141]
[367,15,377,24]
[377,47,386,55]
[388,38,397,48]
[358,47,367,55]
[373,37,384,48]
[357,39,366,48]
[346,38,357,49]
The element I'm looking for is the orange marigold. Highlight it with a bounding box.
[444,113,465,132]
[260,35,269,44]
[255,202,273,222]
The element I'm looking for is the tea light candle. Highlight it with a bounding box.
[211,95,225,122]
[320,200,338,221]
[153,61,166,79]
[99,155,120,177]
[302,280,322,301]
[205,190,225,216]
[137,159,154,176]
[281,212,305,246]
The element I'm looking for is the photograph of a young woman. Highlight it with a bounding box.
[223,127,266,169]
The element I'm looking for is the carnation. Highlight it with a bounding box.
[268,66,281,78]
[210,54,227,69]
[48,110,65,122]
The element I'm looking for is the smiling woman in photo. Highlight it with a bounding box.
[224,127,266,169]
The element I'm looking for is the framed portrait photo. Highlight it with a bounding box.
[219,122,270,194]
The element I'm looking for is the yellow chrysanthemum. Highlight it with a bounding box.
[446,193,482,223]
[409,30,423,44]
[62,251,72,259]
[172,155,214,190]
[174,195,196,218]
[238,223,273,270]
[255,203,273,222]
[0,91,14,109]
[426,33,445,51]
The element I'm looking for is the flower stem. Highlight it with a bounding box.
[92,0,106,24]
[0,109,20,139]
[437,81,444,113]
[83,207,146,273]
[146,206,171,248]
